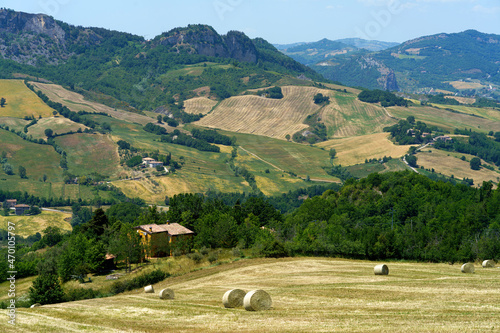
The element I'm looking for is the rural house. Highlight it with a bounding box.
[134,222,194,257]
[142,157,163,168]
[14,204,30,215]
[5,199,17,207]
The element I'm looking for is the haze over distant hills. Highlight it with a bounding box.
[306,30,500,100]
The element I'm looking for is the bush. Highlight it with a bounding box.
[65,287,104,302]
[187,252,203,264]
[109,269,169,295]
[261,240,288,258]
[207,253,218,264]
[199,247,209,256]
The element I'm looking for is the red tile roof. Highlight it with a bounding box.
[135,223,194,236]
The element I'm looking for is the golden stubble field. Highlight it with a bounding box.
[5,258,500,333]
[194,86,326,140]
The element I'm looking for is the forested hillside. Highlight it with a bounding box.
[312,30,500,101]
[0,9,323,111]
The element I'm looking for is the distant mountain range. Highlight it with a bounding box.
[308,30,500,100]
[275,38,398,65]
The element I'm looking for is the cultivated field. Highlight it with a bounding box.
[320,94,396,137]
[417,148,500,186]
[389,105,500,133]
[0,210,71,237]
[448,80,485,90]
[30,83,157,126]
[317,133,414,166]
[0,80,54,118]
[195,86,326,140]
[5,257,500,332]
[184,97,218,115]
[27,117,87,139]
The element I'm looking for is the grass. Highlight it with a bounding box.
[416,148,500,186]
[0,79,55,118]
[0,210,72,237]
[54,133,122,177]
[3,257,500,332]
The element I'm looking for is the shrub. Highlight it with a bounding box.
[207,253,218,264]
[199,247,209,256]
[187,252,203,264]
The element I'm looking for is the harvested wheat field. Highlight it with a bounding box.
[6,257,500,332]
[0,79,54,118]
[416,149,500,186]
[184,97,218,115]
[31,82,156,126]
[320,93,396,138]
[317,133,414,166]
[195,86,327,140]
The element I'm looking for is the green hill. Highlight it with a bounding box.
[313,30,500,101]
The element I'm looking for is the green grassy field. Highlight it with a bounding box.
[3,257,499,332]
[27,117,87,139]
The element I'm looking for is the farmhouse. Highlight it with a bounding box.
[135,222,194,257]
[5,199,17,208]
[14,204,30,215]
[142,157,163,168]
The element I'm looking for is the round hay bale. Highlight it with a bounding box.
[144,285,154,293]
[159,288,175,300]
[30,303,41,308]
[374,264,389,275]
[482,260,495,268]
[461,263,475,273]
[243,290,272,311]
[222,289,246,308]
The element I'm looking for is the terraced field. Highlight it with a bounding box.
[195,86,326,140]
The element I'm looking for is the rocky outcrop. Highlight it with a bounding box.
[359,56,399,91]
[154,25,258,63]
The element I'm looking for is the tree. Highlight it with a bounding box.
[406,154,418,168]
[3,163,13,175]
[329,148,337,160]
[285,134,291,141]
[157,115,163,123]
[108,223,143,272]
[44,128,53,138]
[0,97,5,107]
[407,116,415,124]
[18,165,27,179]
[470,157,481,170]
[43,174,47,182]
[28,274,65,305]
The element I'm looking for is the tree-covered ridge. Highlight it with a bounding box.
[0,10,324,111]
[313,30,500,100]
[358,89,408,107]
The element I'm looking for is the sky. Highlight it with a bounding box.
[2,0,500,44]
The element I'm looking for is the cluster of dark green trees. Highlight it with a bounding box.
[358,89,408,107]
[384,117,439,145]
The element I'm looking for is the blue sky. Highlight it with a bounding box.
[3,0,500,43]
